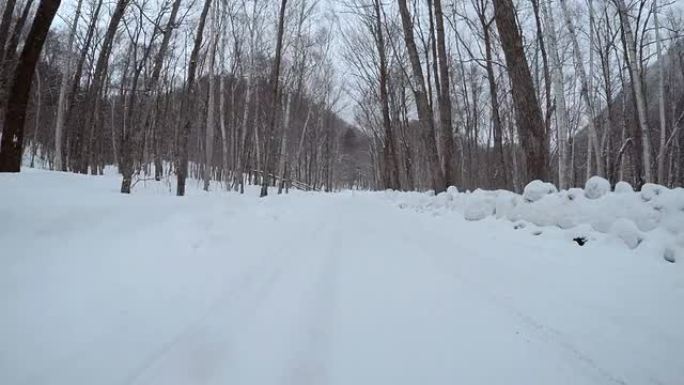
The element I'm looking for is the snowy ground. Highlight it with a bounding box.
[1,169,683,385]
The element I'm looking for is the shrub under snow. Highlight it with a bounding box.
[391,178,684,261]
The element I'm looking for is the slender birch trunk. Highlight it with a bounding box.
[541,0,570,188]
[654,0,667,184]
[615,0,652,183]
[397,0,445,192]
[204,0,217,191]
[558,0,603,178]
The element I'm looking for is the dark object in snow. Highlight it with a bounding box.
[664,248,676,263]
[514,222,526,230]
[532,230,543,236]
[573,237,588,246]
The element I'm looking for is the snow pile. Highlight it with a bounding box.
[584,176,611,199]
[523,180,557,202]
[390,177,684,262]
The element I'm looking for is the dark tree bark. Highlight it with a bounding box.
[492,0,548,182]
[397,0,445,193]
[433,0,456,188]
[0,0,34,120]
[78,0,130,173]
[0,0,17,68]
[176,0,212,196]
[2,0,35,66]
[476,0,508,188]
[530,0,551,137]
[0,0,61,172]
[121,0,182,193]
[260,0,288,197]
[63,0,102,171]
[373,0,399,190]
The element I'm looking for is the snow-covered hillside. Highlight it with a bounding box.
[1,169,683,385]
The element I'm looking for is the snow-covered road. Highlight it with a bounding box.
[2,170,683,385]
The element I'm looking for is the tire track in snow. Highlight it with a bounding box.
[122,201,326,385]
[281,213,340,385]
[390,201,630,385]
[125,197,339,385]
[124,259,288,385]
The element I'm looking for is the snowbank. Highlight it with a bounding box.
[390,177,684,263]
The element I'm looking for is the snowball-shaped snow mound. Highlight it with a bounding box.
[584,176,610,199]
[641,183,665,201]
[523,180,557,203]
[614,181,633,194]
[464,195,495,221]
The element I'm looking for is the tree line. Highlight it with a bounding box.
[342,0,683,192]
[0,0,682,195]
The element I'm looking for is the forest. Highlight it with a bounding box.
[0,0,682,194]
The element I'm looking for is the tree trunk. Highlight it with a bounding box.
[79,0,129,174]
[176,0,211,196]
[492,0,548,182]
[218,2,229,187]
[260,0,288,197]
[0,0,61,172]
[541,0,570,188]
[120,0,181,192]
[204,0,217,191]
[433,0,455,188]
[615,0,652,183]
[373,0,399,190]
[0,0,17,64]
[654,0,667,184]
[558,0,603,178]
[397,0,445,193]
[64,0,102,170]
[277,93,292,194]
[53,0,84,171]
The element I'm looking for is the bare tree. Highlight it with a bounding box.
[177,0,212,196]
[493,0,548,182]
[433,0,456,187]
[204,0,218,191]
[541,0,570,188]
[559,0,603,178]
[260,0,288,197]
[614,0,652,183]
[0,0,62,172]
[53,0,84,171]
[653,0,667,184]
[397,0,445,192]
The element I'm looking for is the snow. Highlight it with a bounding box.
[584,176,610,199]
[614,181,634,194]
[609,218,643,249]
[2,169,684,385]
[522,179,557,202]
[463,189,496,221]
[641,183,666,202]
[393,178,684,260]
